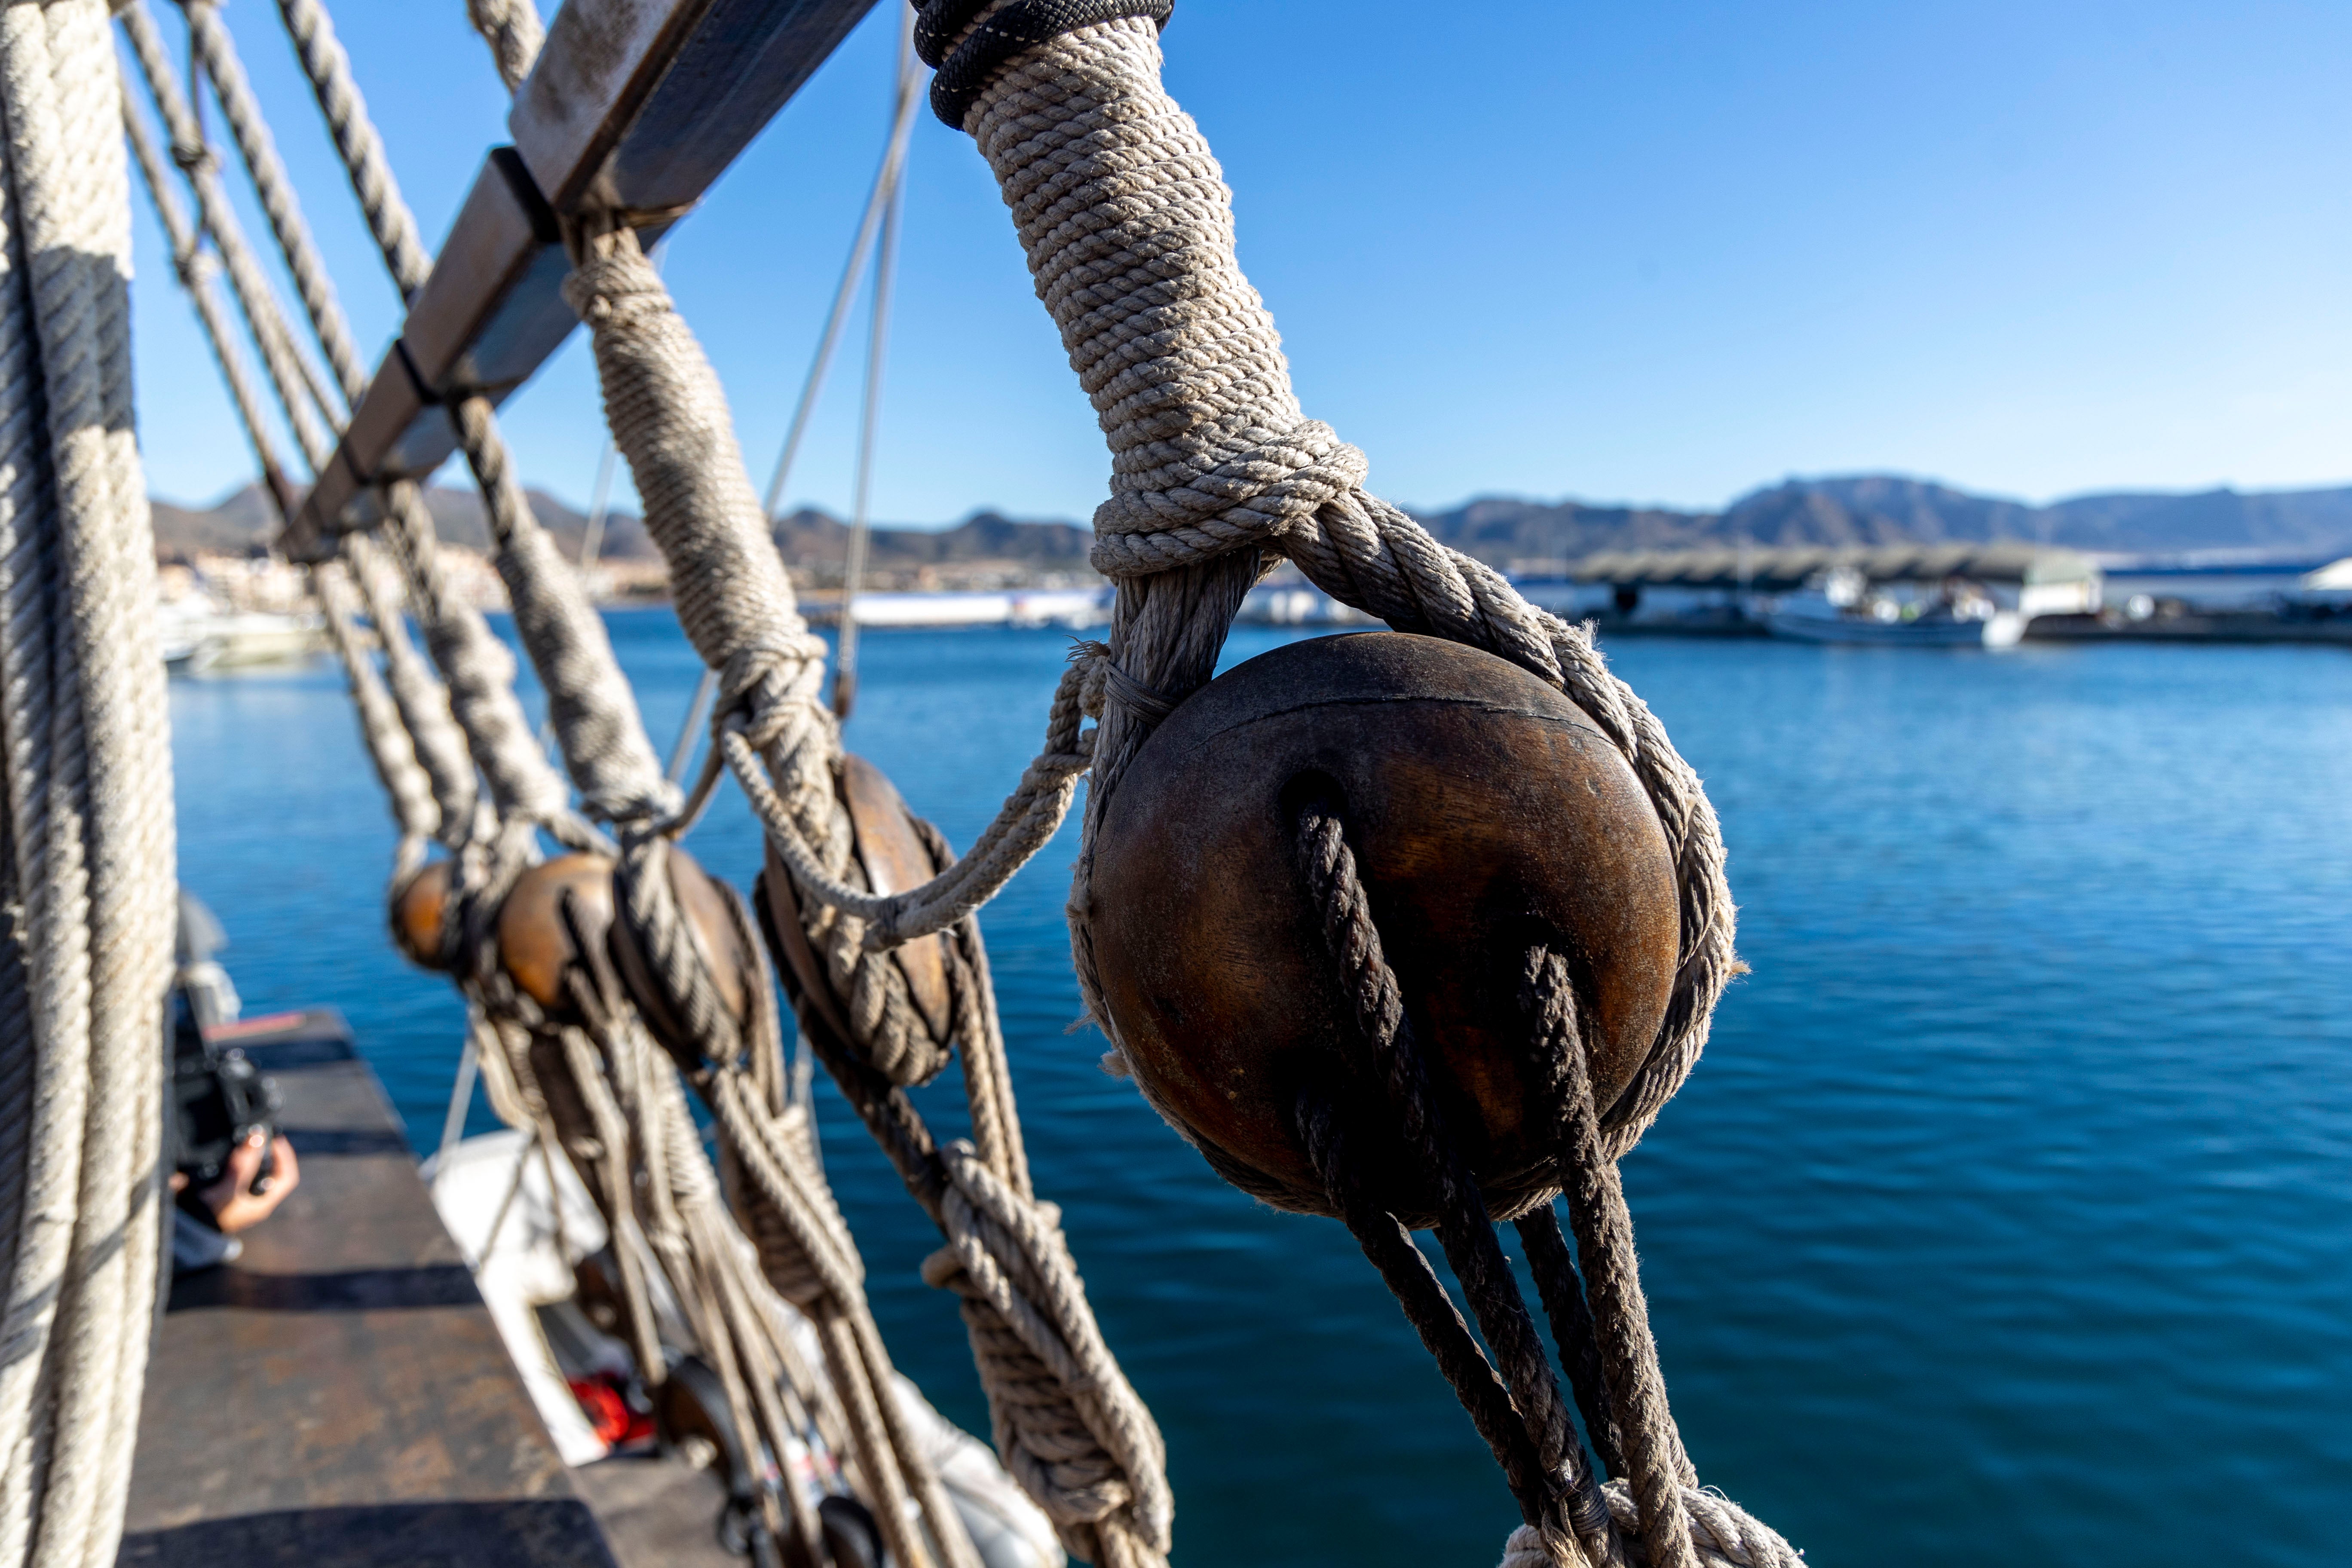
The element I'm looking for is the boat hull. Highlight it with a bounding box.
[1767,609,2024,648]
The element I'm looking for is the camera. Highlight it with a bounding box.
[167,987,281,1211]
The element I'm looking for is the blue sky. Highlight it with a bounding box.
[125,0,2352,522]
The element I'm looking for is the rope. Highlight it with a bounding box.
[272,0,429,297]
[563,216,1172,1564]
[464,0,542,95]
[314,561,438,864]
[1527,952,1698,1556]
[1292,801,1617,1568]
[916,8,1776,1559]
[178,0,363,401]
[343,531,480,848]
[834,9,921,719]
[0,7,176,1565]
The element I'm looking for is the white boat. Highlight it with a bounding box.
[1765,567,2026,648]
[158,593,325,671]
[836,588,1112,629]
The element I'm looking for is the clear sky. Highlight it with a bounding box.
[124,0,2352,523]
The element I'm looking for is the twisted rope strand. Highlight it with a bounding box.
[0,8,174,1562]
[1295,800,1616,1568]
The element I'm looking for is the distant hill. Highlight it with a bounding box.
[1414,477,2352,567]
[149,484,1090,572]
[149,473,2352,574]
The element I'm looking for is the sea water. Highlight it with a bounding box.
[168,616,2352,1567]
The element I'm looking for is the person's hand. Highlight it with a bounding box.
[195,1131,300,1234]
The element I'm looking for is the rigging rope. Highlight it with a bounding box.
[564,203,1171,1567]
[150,6,997,1562]
[896,4,1786,1564]
[833,11,920,720]
[0,5,175,1564]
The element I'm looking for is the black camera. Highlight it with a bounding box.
[168,989,281,1210]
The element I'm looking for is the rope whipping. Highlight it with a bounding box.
[897,3,1789,1563]
[563,200,1170,1563]
[0,5,176,1565]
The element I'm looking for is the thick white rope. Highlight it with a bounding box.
[464,0,542,95]
[0,6,175,1565]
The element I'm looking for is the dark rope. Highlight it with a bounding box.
[1516,1205,1623,1480]
[913,0,1175,126]
[1290,794,1617,1559]
[1525,948,1699,1568]
[1298,1093,1553,1533]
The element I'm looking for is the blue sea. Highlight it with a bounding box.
[169,615,2352,1567]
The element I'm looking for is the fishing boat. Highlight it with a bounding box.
[1763,567,2026,648]
[0,5,1808,1568]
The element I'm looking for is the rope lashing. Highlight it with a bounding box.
[930,3,1734,1154]
[0,6,178,1564]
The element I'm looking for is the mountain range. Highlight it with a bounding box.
[148,474,2352,573]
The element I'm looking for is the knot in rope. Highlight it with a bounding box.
[922,1141,1172,1557]
[716,638,832,754]
[1497,1485,1805,1568]
[1070,639,1170,726]
[169,246,217,290]
[168,138,215,176]
[560,242,675,331]
[1089,416,1368,580]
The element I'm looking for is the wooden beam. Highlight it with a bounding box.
[284,0,879,560]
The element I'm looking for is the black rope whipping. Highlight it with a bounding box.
[912,0,1175,126]
[1289,794,1618,1556]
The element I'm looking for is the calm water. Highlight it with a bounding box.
[169,616,2352,1567]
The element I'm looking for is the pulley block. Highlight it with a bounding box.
[1087,632,1681,1223]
